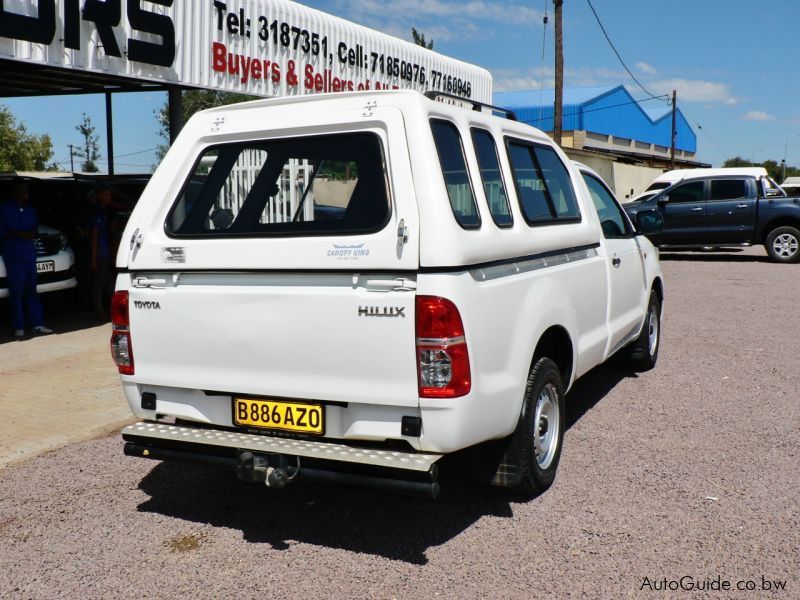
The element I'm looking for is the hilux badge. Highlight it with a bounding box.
[358,306,406,317]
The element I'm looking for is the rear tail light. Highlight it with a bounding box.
[110,291,134,375]
[416,296,471,398]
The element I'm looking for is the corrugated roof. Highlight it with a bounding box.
[493,85,697,153]
[640,104,672,121]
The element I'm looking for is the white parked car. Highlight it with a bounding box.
[113,91,665,498]
[781,176,800,196]
[0,224,76,299]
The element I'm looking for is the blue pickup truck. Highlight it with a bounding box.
[625,169,800,263]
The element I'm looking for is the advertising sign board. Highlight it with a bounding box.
[0,0,492,102]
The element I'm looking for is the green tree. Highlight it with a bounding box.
[155,90,254,161]
[0,105,54,171]
[722,156,753,168]
[411,27,434,50]
[75,113,101,172]
[723,156,800,182]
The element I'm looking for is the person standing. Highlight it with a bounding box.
[89,183,114,320]
[0,181,53,338]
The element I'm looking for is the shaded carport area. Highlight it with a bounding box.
[0,58,188,331]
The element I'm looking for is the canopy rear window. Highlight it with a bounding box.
[167,133,389,237]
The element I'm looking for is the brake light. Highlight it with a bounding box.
[110,291,134,375]
[416,296,471,398]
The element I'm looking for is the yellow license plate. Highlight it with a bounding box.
[233,398,323,435]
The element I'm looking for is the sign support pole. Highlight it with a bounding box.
[105,92,115,175]
[168,86,183,144]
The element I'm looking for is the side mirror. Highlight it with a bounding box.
[656,195,669,206]
[636,210,664,234]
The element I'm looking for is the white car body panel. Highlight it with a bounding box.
[0,225,76,299]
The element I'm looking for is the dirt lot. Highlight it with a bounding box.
[0,247,797,598]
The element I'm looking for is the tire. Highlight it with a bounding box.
[509,357,566,497]
[625,290,661,372]
[765,226,800,263]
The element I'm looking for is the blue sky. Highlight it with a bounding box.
[4,0,798,173]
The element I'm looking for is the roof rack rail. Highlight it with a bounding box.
[423,91,517,121]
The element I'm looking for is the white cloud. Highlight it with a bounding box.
[335,0,542,25]
[635,62,657,75]
[648,78,737,104]
[492,66,552,91]
[742,110,774,122]
[492,66,635,92]
[333,0,542,42]
[494,77,545,92]
[491,67,741,115]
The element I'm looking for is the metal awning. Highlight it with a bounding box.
[0,58,179,97]
[0,59,190,173]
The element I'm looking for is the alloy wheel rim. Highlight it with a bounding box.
[533,382,560,470]
[773,233,799,258]
[648,304,659,356]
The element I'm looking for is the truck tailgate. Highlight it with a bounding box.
[128,271,419,407]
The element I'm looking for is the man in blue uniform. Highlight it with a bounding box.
[89,183,113,320]
[0,182,53,338]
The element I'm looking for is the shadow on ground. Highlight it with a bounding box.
[135,358,633,563]
[658,249,768,263]
[137,464,514,564]
[566,360,637,429]
[0,293,105,345]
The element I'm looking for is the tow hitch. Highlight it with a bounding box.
[233,450,440,498]
[236,451,299,489]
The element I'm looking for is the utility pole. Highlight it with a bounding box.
[553,0,564,146]
[783,133,800,183]
[67,144,74,172]
[670,89,677,169]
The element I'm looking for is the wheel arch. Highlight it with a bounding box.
[759,217,800,243]
[531,325,574,388]
[651,276,664,305]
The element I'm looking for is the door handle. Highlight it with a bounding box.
[358,277,417,292]
[737,203,749,208]
[691,207,703,212]
[132,277,167,288]
[612,257,621,268]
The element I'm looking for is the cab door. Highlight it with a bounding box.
[581,172,646,353]
[653,179,707,246]
[704,177,756,244]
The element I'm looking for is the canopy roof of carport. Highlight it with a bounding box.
[0,59,170,97]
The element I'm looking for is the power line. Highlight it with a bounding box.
[112,146,159,159]
[584,0,664,103]
[677,103,727,159]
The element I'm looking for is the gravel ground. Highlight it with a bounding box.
[1,246,798,598]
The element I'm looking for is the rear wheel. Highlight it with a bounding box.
[765,226,800,263]
[624,290,661,372]
[510,357,566,497]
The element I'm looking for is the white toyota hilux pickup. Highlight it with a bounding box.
[113,91,665,499]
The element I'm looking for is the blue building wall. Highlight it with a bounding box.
[494,85,696,153]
